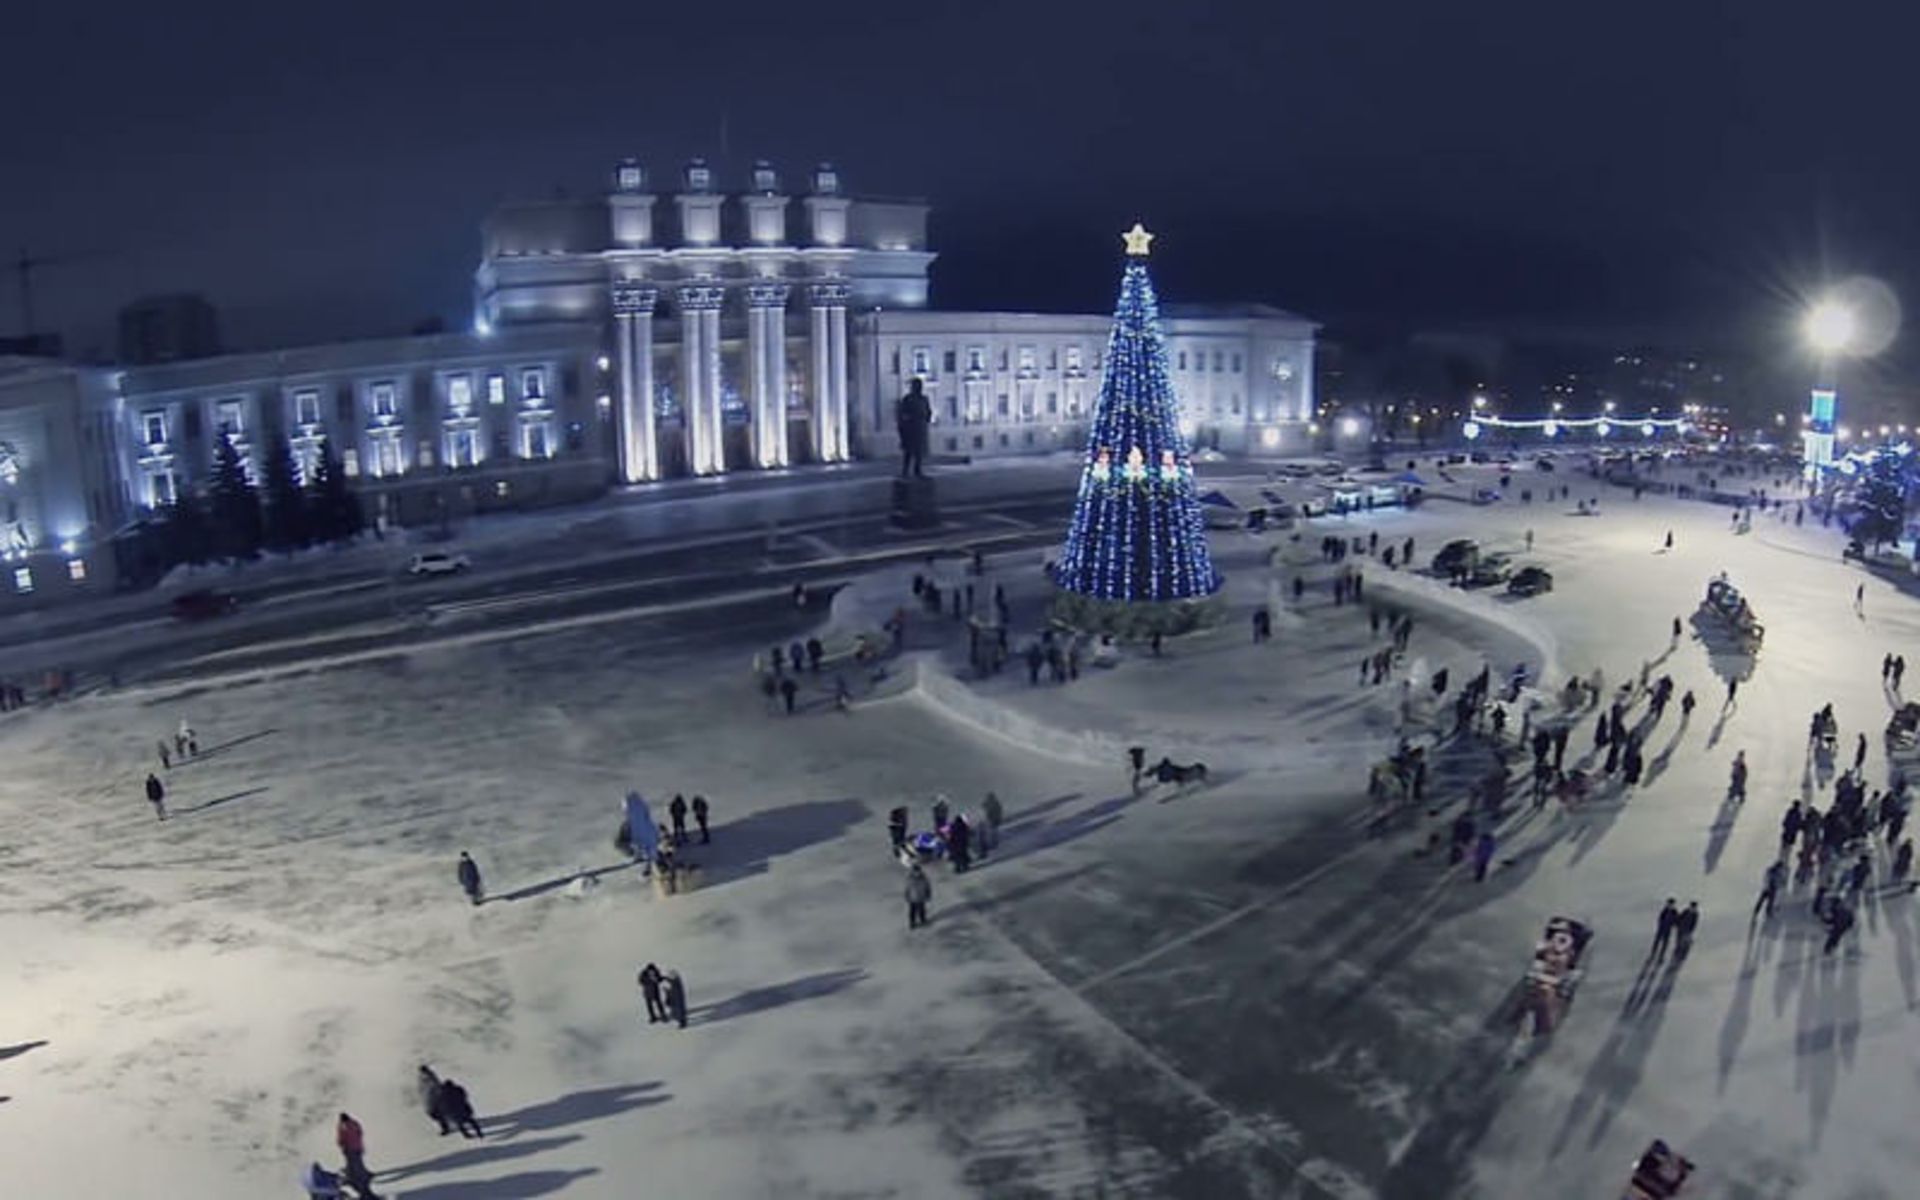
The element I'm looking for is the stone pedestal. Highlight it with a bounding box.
[891,477,940,530]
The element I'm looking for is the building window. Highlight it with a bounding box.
[67,558,86,583]
[890,349,900,376]
[966,347,985,374]
[487,375,506,405]
[947,396,959,422]
[12,566,30,593]
[148,471,176,507]
[972,434,983,450]
[1231,394,1242,414]
[342,448,360,477]
[495,479,511,498]
[996,394,1009,417]
[418,442,435,468]
[294,390,321,427]
[1066,346,1083,373]
[943,349,957,375]
[446,429,478,468]
[945,436,957,452]
[372,435,404,477]
[1213,351,1224,372]
[521,369,546,401]
[1232,353,1243,373]
[1046,348,1058,371]
[142,411,167,446]
[1017,346,1036,375]
[216,399,245,437]
[1046,392,1058,414]
[998,432,1009,447]
[447,375,473,415]
[523,420,553,459]
[1024,431,1034,445]
[371,383,398,420]
[910,347,933,378]
[1178,352,1187,371]
[998,349,1009,372]
[565,421,584,452]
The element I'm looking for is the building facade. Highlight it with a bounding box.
[0,157,1315,608]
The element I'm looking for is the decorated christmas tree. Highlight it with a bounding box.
[1054,224,1221,611]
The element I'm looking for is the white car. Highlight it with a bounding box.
[407,551,471,576]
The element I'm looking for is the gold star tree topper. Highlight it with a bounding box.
[1122,222,1154,257]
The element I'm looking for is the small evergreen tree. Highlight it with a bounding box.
[259,432,308,554]
[166,487,213,566]
[306,437,365,544]
[207,431,264,560]
[1853,446,1908,551]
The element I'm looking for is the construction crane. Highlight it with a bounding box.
[6,246,114,339]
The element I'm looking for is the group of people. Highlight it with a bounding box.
[891,792,1007,928]
[301,1071,486,1198]
[141,718,203,820]
[636,961,691,1027]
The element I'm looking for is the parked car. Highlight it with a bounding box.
[407,551,471,576]
[1467,553,1514,588]
[1508,566,1555,596]
[170,589,239,621]
[1192,448,1227,463]
[1535,457,1557,472]
[1432,539,1479,576]
[1472,487,1503,505]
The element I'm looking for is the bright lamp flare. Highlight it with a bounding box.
[1806,300,1857,354]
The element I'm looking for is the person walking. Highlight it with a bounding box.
[336,1112,370,1183]
[1671,616,1682,644]
[1854,732,1869,772]
[637,963,667,1023]
[417,1065,452,1135]
[1781,801,1805,850]
[948,812,973,873]
[1823,900,1856,955]
[1847,853,1872,898]
[1672,901,1700,961]
[663,970,689,1028]
[1128,745,1147,792]
[156,739,171,770]
[1725,675,1739,709]
[779,675,799,714]
[1895,838,1914,883]
[1754,859,1787,921]
[440,1078,483,1139]
[1663,530,1673,551]
[669,794,688,845]
[1650,899,1679,959]
[1855,582,1866,613]
[806,636,824,672]
[691,795,710,844]
[457,851,483,906]
[1472,830,1496,882]
[1729,751,1748,801]
[905,861,932,929]
[1680,690,1695,720]
[144,772,167,821]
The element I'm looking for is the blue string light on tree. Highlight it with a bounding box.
[1054,224,1222,603]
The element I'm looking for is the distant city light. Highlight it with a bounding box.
[1472,395,1488,410]
[1603,401,1616,413]
[1338,417,1361,437]
[596,355,611,372]
[1462,420,1481,441]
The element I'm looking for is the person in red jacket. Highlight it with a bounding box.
[335,1112,381,1197]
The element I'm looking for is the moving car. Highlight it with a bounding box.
[1508,565,1555,596]
[407,551,471,576]
[1432,539,1479,576]
[1467,553,1514,588]
[170,589,239,621]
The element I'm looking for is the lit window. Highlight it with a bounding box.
[966,347,985,373]
[67,559,85,582]
[149,471,176,507]
[12,566,31,593]
[943,350,957,374]
[216,399,245,436]
[1017,346,1036,374]
[495,479,511,498]
[142,411,167,446]
[417,442,434,468]
[911,347,932,378]
[342,448,360,477]
[1065,346,1083,373]
[448,375,473,415]
[371,383,397,419]
[487,375,506,405]
[521,369,545,401]
[294,390,321,426]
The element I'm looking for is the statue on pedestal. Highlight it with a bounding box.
[896,378,933,478]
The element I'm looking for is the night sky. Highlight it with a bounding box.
[5,1,1916,368]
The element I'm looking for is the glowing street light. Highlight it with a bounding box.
[1603,401,1616,414]
[1805,299,1858,355]
[1339,416,1361,438]
[1472,395,1488,410]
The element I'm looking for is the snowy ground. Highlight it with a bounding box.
[5,463,1920,1198]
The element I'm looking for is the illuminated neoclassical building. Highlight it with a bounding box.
[0,158,1316,606]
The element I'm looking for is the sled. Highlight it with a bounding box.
[1517,916,1592,1037]
[1622,1138,1694,1198]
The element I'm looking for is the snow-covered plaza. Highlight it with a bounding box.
[7,461,1920,1199]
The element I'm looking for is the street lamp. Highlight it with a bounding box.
[1805,299,1857,356]
[1472,395,1488,410]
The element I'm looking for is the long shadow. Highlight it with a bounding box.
[692,967,867,1025]
[485,1082,669,1138]
[176,786,270,815]
[1716,936,1763,1093]
[1377,991,1532,1199]
[1702,793,1742,875]
[998,792,1085,835]
[992,791,1140,864]
[944,862,1104,923]
[1550,960,1680,1154]
[380,1133,581,1183]
[694,798,870,888]
[499,861,635,903]
[394,1168,599,1198]
[0,1041,47,1062]
[175,728,279,765]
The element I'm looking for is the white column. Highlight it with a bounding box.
[700,300,724,473]
[612,284,658,482]
[678,284,725,475]
[747,284,790,468]
[809,280,850,463]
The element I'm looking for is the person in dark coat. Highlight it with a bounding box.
[417,1065,451,1135]
[637,962,666,1023]
[691,795,710,843]
[1754,860,1788,921]
[1128,745,1147,790]
[440,1078,483,1139]
[663,970,688,1028]
[1672,901,1699,960]
[948,813,972,872]
[145,772,167,821]
[1855,732,1869,771]
[1471,830,1496,881]
[1024,643,1045,685]
[806,636,824,671]
[457,851,483,905]
[1823,901,1855,955]
[668,794,688,844]
[1650,899,1678,959]
[779,675,799,714]
[1449,812,1475,864]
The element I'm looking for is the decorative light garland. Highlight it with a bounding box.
[1462,413,1692,441]
[1054,227,1221,603]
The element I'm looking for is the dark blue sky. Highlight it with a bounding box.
[3,0,1914,364]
